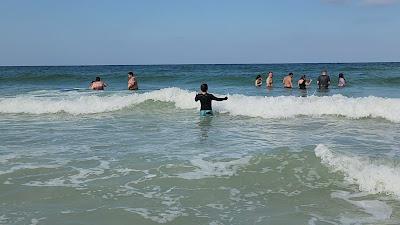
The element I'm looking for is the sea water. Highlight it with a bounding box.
[0,63,400,225]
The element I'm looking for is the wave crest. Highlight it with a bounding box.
[0,87,399,122]
[0,88,196,115]
[315,144,400,197]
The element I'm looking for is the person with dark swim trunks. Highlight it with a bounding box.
[283,73,294,88]
[195,83,228,116]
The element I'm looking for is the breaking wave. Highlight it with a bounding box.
[315,144,400,197]
[0,87,399,122]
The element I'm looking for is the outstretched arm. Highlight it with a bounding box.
[211,94,228,101]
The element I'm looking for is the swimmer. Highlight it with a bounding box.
[317,70,331,89]
[338,73,346,87]
[283,73,294,88]
[306,78,312,87]
[298,75,311,89]
[195,83,228,116]
[128,72,138,90]
[90,76,107,90]
[255,75,263,87]
[266,72,273,87]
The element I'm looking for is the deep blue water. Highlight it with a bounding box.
[1,63,399,97]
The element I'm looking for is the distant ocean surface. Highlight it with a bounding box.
[1,63,400,225]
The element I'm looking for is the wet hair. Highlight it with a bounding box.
[289,72,293,76]
[256,75,262,79]
[338,73,346,81]
[128,72,134,76]
[200,83,208,92]
[95,76,101,81]
[301,75,306,79]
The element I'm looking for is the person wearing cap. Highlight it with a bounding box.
[128,72,138,90]
[195,83,228,116]
[255,74,263,87]
[338,73,346,87]
[317,70,330,89]
[283,72,294,88]
[266,72,273,87]
[89,76,107,90]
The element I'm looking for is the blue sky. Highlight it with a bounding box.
[0,0,399,65]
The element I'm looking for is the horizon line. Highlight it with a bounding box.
[1,61,399,67]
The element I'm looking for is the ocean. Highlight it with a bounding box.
[0,63,399,225]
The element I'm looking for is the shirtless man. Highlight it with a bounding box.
[266,72,273,87]
[90,76,107,90]
[128,72,138,90]
[282,73,294,88]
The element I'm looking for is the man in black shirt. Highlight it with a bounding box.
[195,83,228,116]
[317,70,331,89]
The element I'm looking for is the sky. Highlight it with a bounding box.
[0,0,399,65]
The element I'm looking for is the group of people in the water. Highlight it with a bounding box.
[89,71,138,90]
[88,70,346,116]
[196,70,347,116]
[90,70,345,92]
[255,70,346,89]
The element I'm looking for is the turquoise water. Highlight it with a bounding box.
[1,63,400,225]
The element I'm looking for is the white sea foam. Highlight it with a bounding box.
[24,159,113,187]
[30,217,46,225]
[1,88,400,122]
[118,207,186,224]
[0,88,196,115]
[219,94,400,122]
[0,153,18,164]
[315,144,400,197]
[332,191,392,224]
[177,155,252,179]
[0,215,9,225]
[0,164,61,175]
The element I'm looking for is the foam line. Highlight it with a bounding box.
[315,144,400,197]
[1,88,399,122]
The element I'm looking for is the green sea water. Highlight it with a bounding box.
[1,63,400,225]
